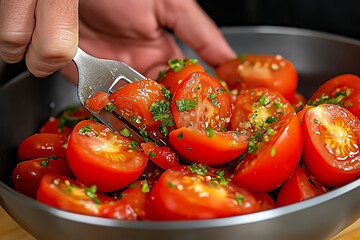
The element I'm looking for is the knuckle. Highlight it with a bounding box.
[0,31,31,63]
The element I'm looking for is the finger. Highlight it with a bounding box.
[156,0,236,68]
[0,0,36,63]
[26,0,79,77]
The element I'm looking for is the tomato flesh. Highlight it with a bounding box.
[66,120,148,192]
[302,104,360,186]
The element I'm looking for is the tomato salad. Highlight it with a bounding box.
[13,56,360,221]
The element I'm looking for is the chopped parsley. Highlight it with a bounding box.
[235,194,244,205]
[205,126,214,138]
[257,94,271,106]
[308,89,350,107]
[215,170,229,186]
[141,182,150,193]
[270,147,276,157]
[120,128,131,137]
[208,92,219,106]
[149,151,156,158]
[84,185,101,204]
[104,102,115,112]
[175,99,197,112]
[149,99,175,137]
[40,160,49,167]
[177,132,184,140]
[188,164,208,176]
[79,124,91,135]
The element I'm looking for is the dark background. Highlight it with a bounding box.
[1,0,359,84]
[198,0,360,40]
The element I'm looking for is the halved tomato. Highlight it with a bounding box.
[253,193,276,211]
[169,127,248,166]
[302,104,360,186]
[12,157,74,198]
[158,58,205,94]
[216,54,298,100]
[17,133,68,160]
[170,71,247,165]
[230,88,303,192]
[171,71,231,131]
[66,120,148,192]
[276,165,328,207]
[308,74,360,119]
[146,165,260,220]
[37,173,114,217]
[39,116,73,136]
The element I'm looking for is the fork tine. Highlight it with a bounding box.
[72,48,165,146]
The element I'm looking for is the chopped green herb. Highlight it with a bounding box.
[104,102,115,112]
[235,194,244,205]
[157,70,167,81]
[270,147,276,157]
[141,182,150,193]
[274,100,284,109]
[129,183,138,188]
[139,129,152,142]
[129,141,138,150]
[215,170,229,186]
[161,87,173,101]
[79,124,91,135]
[248,136,258,154]
[177,132,184,140]
[314,119,319,124]
[238,54,247,62]
[266,117,279,124]
[40,160,49,167]
[168,59,186,72]
[149,151,156,158]
[85,185,100,204]
[120,128,131,137]
[130,116,142,124]
[209,181,218,188]
[175,99,197,112]
[208,92,218,106]
[257,94,271,106]
[188,164,208,176]
[167,182,175,188]
[188,58,199,64]
[118,193,128,200]
[205,126,214,138]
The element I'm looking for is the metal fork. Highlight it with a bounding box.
[73,47,148,144]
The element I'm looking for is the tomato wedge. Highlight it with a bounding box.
[66,120,148,192]
[216,54,298,100]
[276,165,328,207]
[158,58,205,94]
[302,104,360,186]
[146,165,260,220]
[308,74,360,119]
[171,71,232,131]
[230,88,303,192]
[141,142,180,170]
[37,173,114,217]
[169,127,248,166]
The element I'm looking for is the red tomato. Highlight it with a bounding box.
[276,165,328,207]
[289,92,307,112]
[253,193,276,211]
[309,74,360,119]
[141,142,180,170]
[216,54,298,100]
[39,116,73,136]
[85,91,109,112]
[158,58,205,94]
[66,120,148,192]
[37,173,114,217]
[103,180,151,220]
[17,133,68,160]
[12,157,74,198]
[296,105,315,123]
[108,80,164,130]
[146,165,260,220]
[302,104,360,186]
[230,88,303,193]
[171,71,232,131]
[169,127,248,166]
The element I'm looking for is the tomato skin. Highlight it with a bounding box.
[12,158,74,199]
[85,91,109,112]
[37,173,114,217]
[66,120,148,192]
[141,142,180,170]
[309,74,360,119]
[296,105,315,123]
[232,114,302,192]
[169,127,248,166]
[276,165,328,207]
[146,166,260,220]
[216,55,298,100]
[171,71,232,132]
[17,133,68,160]
[159,59,205,94]
[302,104,360,186]
[253,193,276,211]
[108,79,164,130]
[230,87,303,192]
[39,116,73,136]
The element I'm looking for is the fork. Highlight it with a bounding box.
[72,47,150,144]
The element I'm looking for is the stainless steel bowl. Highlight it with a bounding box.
[1,26,360,240]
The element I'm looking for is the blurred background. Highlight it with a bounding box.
[1,0,359,85]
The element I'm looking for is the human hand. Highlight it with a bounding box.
[0,0,236,81]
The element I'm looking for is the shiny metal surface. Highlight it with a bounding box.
[0,26,360,240]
